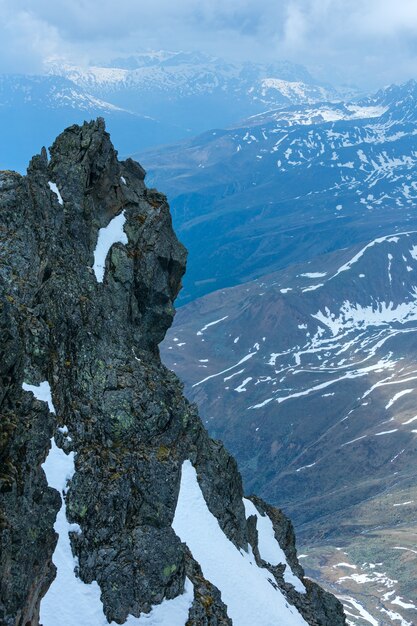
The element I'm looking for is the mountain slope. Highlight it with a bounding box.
[162,232,417,625]
[0,120,345,625]
[144,80,417,303]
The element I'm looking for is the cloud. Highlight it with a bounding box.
[1,0,417,89]
[0,2,61,72]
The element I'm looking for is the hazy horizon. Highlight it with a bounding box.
[2,0,417,91]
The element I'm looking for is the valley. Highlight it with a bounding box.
[144,80,417,303]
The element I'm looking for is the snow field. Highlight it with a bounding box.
[173,460,308,626]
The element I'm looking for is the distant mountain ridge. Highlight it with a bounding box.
[0,74,124,113]
[47,50,338,110]
[0,73,182,172]
[0,51,343,172]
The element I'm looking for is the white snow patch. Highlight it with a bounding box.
[341,597,379,626]
[331,232,417,279]
[410,245,417,261]
[313,299,417,337]
[48,181,64,205]
[296,463,316,472]
[133,578,194,625]
[403,415,417,425]
[391,449,405,462]
[93,211,128,282]
[393,546,417,555]
[243,499,306,594]
[224,369,245,382]
[22,381,55,413]
[193,352,256,387]
[341,435,367,447]
[379,607,413,626]
[302,284,323,292]
[300,272,327,278]
[250,397,273,409]
[173,461,308,626]
[234,377,252,393]
[272,359,392,406]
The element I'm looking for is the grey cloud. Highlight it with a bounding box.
[0,2,60,72]
[2,0,417,89]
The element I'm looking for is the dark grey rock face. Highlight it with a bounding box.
[0,168,61,626]
[0,119,345,625]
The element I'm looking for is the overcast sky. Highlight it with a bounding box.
[2,0,417,89]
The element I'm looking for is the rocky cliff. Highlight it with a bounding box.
[0,119,346,626]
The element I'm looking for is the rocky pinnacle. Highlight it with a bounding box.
[0,119,345,625]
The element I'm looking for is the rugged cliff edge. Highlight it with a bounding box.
[0,119,345,626]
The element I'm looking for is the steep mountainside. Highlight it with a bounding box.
[145,80,417,303]
[162,233,417,625]
[0,120,345,625]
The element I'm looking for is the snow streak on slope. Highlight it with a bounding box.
[173,460,308,626]
[250,102,387,127]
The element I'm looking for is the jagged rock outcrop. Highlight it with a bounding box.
[0,119,346,625]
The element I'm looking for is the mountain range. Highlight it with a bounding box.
[0,74,183,173]
[146,75,417,625]
[47,51,340,133]
[144,79,417,303]
[0,51,343,172]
